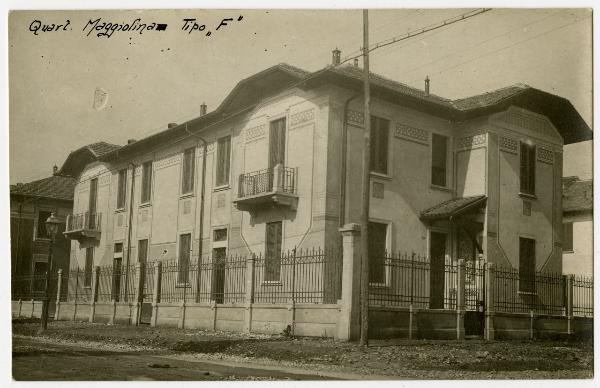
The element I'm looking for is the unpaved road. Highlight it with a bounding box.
[12,337,332,381]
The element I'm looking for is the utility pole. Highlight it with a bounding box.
[359,8,371,347]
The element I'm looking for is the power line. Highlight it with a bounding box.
[396,9,562,77]
[405,14,592,85]
[338,8,492,66]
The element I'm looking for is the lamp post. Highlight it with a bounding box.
[40,212,62,331]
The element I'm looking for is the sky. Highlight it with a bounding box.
[8,8,593,184]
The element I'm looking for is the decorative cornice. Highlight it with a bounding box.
[245,124,266,142]
[537,147,554,164]
[154,154,181,171]
[456,134,486,150]
[290,108,314,127]
[346,109,364,127]
[499,136,518,154]
[395,123,429,145]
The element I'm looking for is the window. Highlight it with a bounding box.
[141,161,152,204]
[431,134,448,187]
[563,223,574,252]
[265,221,283,281]
[370,116,390,175]
[216,136,231,187]
[213,228,228,242]
[36,210,52,239]
[368,222,388,284]
[181,148,196,194]
[138,239,148,264]
[116,169,127,209]
[178,233,191,284]
[84,247,94,287]
[112,243,123,301]
[519,237,536,293]
[269,118,286,169]
[520,142,536,195]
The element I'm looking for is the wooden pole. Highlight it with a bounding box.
[359,8,371,347]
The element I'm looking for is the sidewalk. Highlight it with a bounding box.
[12,319,594,379]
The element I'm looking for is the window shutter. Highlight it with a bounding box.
[269,119,286,169]
[216,137,231,186]
[520,143,528,193]
[528,146,536,194]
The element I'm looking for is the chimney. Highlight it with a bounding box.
[168,123,178,128]
[332,48,341,66]
[200,103,207,116]
[127,139,136,144]
[424,76,430,97]
[353,58,359,67]
[52,165,58,175]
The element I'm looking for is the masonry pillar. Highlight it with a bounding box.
[89,266,99,323]
[456,259,466,340]
[150,261,162,327]
[484,263,495,340]
[336,223,362,341]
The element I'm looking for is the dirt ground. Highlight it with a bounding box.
[12,319,594,380]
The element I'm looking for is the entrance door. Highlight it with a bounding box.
[111,258,122,302]
[429,232,446,309]
[211,248,226,304]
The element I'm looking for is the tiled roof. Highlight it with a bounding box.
[450,85,529,110]
[10,175,76,201]
[86,142,121,157]
[563,177,593,213]
[421,195,487,220]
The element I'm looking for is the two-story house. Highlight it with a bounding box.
[65,52,591,309]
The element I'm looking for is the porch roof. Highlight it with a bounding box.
[420,195,487,221]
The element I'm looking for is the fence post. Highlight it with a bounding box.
[133,263,144,326]
[151,261,162,327]
[566,274,574,335]
[336,223,361,341]
[18,299,23,318]
[89,266,99,323]
[456,259,466,340]
[244,254,256,333]
[55,269,63,321]
[484,263,495,340]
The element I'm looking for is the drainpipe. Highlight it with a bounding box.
[124,162,136,302]
[339,93,361,228]
[184,123,208,302]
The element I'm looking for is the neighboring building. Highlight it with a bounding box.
[10,142,120,297]
[65,54,591,303]
[562,176,593,276]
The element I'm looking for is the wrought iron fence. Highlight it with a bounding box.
[573,275,593,317]
[237,167,296,198]
[368,253,459,309]
[493,266,566,315]
[65,211,102,232]
[253,248,342,304]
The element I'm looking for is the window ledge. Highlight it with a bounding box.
[369,282,390,288]
[430,184,452,193]
[517,291,538,296]
[562,250,574,254]
[115,208,126,213]
[175,283,192,289]
[139,202,152,209]
[519,192,537,200]
[261,281,283,286]
[370,172,392,181]
[213,184,230,192]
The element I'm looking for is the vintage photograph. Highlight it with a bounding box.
[6,6,594,382]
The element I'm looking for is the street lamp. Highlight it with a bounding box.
[40,212,62,331]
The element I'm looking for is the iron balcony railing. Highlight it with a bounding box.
[65,211,102,233]
[238,166,296,198]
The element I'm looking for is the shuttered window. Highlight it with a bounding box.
[269,118,286,169]
[370,116,389,175]
[181,148,196,194]
[520,142,536,195]
[216,136,231,186]
[116,169,127,209]
[265,221,283,281]
[84,247,94,287]
[141,161,152,204]
[178,234,191,284]
[431,134,448,187]
[563,223,574,252]
[519,237,536,293]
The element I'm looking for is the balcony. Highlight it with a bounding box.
[64,212,102,241]
[233,165,298,215]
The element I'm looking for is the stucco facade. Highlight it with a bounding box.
[66,63,589,287]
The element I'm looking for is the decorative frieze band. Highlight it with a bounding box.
[346,109,365,127]
[537,147,554,164]
[245,124,266,142]
[499,136,518,154]
[456,134,486,150]
[290,108,314,127]
[154,154,181,171]
[395,123,429,145]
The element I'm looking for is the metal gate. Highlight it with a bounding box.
[464,261,486,336]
